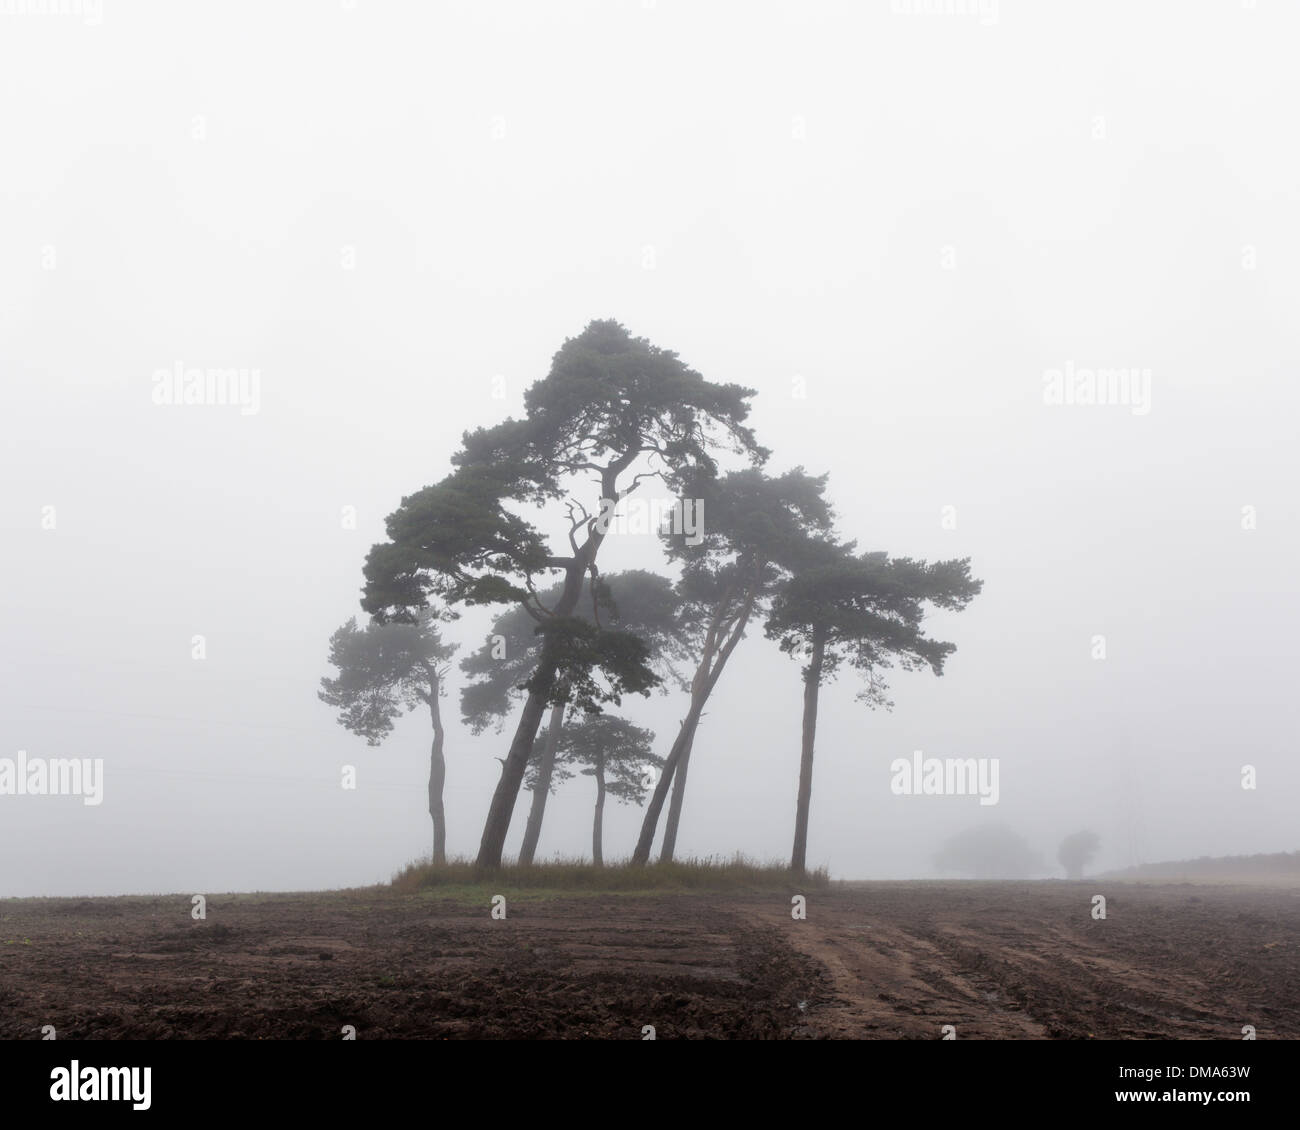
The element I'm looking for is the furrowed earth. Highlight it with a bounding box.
[2,881,1296,1040]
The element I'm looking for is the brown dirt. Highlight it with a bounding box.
[1,881,1296,1039]
[747,881,1300,1039]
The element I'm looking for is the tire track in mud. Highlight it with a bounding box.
[739,884,1300,1040]
[739,901,1047,1038]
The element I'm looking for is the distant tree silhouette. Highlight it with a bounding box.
[1058,830,1101,880]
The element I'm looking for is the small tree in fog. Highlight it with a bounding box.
[319,610,457,863]
[933,824,1038,880]
[1058,830,1100,880]
[552,714,660,866]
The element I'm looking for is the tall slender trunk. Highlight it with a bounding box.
[592,750,606,867]
[427,672,447,865]
[658,723,697,862]
[632,578,758,865]
[518,697,566,865]
[790,628,826,877]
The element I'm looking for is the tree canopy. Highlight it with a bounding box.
[318,610,456,744]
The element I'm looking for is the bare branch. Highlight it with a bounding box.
[617,470,662,500]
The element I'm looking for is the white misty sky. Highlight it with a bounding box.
[2,0,1297,896]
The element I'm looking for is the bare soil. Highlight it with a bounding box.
[2,881,1296,1039]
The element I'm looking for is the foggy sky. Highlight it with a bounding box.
[3,0,1297,897]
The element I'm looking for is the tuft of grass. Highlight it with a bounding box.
[390,853,828,895]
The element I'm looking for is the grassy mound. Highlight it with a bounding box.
[391,853,829,895]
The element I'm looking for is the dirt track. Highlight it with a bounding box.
[1,881,1296,1039]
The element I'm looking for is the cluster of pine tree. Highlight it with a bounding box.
[320,320,982,875]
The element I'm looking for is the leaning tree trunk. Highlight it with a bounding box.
[427,674,447,865]
[592,750,606,867]
[790,629,826,877]
[518,697,566,866]
[476,570,581,869]
[632,697,705,864]
[632,580,757,865]
[476,458,631,870]
[658,723,698,862]
[477,670,557,869]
